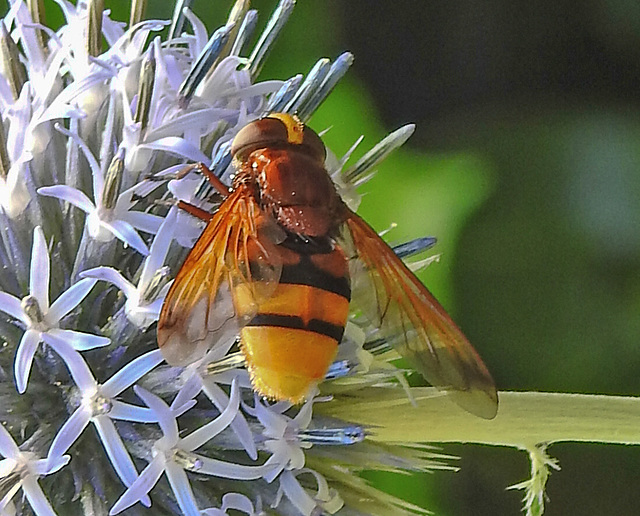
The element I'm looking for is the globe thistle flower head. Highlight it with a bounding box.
[0,1,446,515]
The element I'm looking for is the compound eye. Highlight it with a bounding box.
[231,113,327,163]
[231,117,290,160]
[300,125,327,163]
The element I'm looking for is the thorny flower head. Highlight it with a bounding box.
[0,1,454,515]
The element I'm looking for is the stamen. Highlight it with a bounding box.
[324,359,354,380]
[101,151,124,211]
[393,237,437,259]
[0,21,27,100]
[140,266,171,304]
[178,23,236,108]
[362,338,392,355]
[204,351,246,376]
[229,9,258,57]
[168,0,194,40]
[344,124,415,184]
[220,0,250,62]
[27,0,48,51]
[296,52,354,121]
[0,116,10,181]
[86,0,105,57]
[21,295,44,324]
[174,449,203,471]
[129,0,147,28]
[134,48,156,133]
[297,426,366,445]
[91,394,113,416]
[284,58,331,115]
[244,0,296,79]
[265,74,303,114]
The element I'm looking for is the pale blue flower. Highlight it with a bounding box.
[80,207,177,328]
[110,379,274,515]
[0,422,69,516]
[0,226,109,393]
[37,140,163,255]
[46,347,165,506]
[200,493,259,515]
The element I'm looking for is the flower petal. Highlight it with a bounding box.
[202,377,258,460]
[93,417,151,507]
[133,386,178,444]
[43,332,97,391]
[171,372,202,412]
[29,227,50,311]
[181,378,240,452]
[79,267,135,300]
[165,461,200,516]
[139,208,176,289]
[0,421,20,458]
[47,407,91,460]
[102,350,163,397]
[108,401,158,423]
[0,292,27,324]
[104,219,149,256]
[37,185,95,213]
[0,477,20,514]
[221,493,256,514]
[15,329,41,394]
[120,210,164,235]
[47,328,110,352]
[21,476,58,516]
[136,136,209,164]
[191,453,275,480]
[278,471,317,516]
[36,455,70,476]
[46,277,98,323]
[109,457,164,515]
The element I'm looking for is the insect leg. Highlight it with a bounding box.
[192,162,231,196]
[177,200,214,222]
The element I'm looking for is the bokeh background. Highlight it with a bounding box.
[36,0,640,514]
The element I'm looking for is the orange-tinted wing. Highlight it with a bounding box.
[343,211,498,419]
[158,185,283,366]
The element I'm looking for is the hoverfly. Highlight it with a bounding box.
[158,113,498,419]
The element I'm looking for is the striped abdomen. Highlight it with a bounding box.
[239,243,350,403]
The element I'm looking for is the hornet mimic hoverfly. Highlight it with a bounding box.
[157,113,498,419]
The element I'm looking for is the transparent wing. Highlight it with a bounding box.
[343,211,498,419]
[158,186,283,366]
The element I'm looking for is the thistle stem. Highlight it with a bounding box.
[320,389,640,447]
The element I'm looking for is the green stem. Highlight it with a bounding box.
[320,389,640,447]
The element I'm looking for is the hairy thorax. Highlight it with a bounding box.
[245,148,345,237]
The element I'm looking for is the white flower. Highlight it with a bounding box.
[80,207,177,328]
[38,142,163,256]
[46,347,166,506]
[0,226,109,393]
[110,379,274,515]
[0,423,69,516]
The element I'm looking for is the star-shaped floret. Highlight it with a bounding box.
[110,379,274,515]
[0,226,109,393]
[81,207,176,329]
[0,423,69,516]
[38,135,163,256]
[46,346,166,506]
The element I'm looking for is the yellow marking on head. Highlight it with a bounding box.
[269,113,305,144]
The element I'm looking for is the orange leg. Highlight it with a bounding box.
[177,200,214,222]
[183,162,231,197]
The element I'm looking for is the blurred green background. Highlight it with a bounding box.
[37,0,640,514]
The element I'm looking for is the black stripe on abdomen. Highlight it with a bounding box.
[246,313,345,342]
[279,256,350,300]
